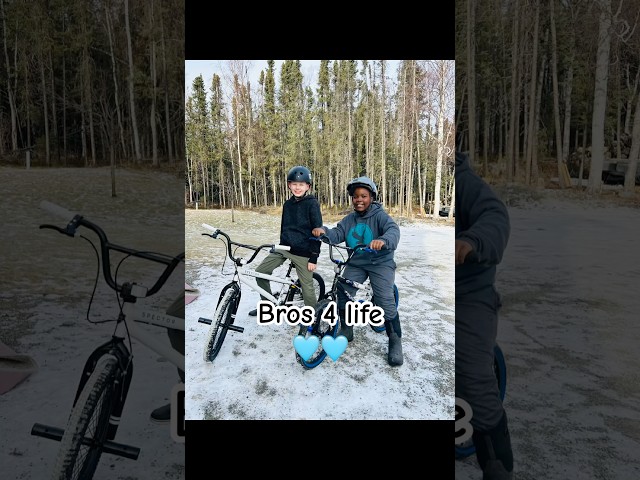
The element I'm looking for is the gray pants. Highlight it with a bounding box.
[456,286,504,431]
[338,262,397,320]
[255,251,317,307]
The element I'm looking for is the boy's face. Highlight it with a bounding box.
[352,187,372,212]
[289,181,310,197]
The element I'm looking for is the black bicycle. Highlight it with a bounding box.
[31,201,185,480]
[296,235,399,369]
[198,224,325,363]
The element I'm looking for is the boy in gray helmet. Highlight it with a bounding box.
[312,176,402,366]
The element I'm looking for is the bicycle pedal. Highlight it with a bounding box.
[198,317,212,325]
[31,423,141,460]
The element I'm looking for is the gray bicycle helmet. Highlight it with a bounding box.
[287,166,312,184]
[347,176,378,199]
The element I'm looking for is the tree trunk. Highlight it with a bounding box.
[448,181,455,220]
[125,0,141,162]
[588,0,612,193]
[149,0,158,166]
[40,51,50,166]
[550,0,567,187]
[49,49,59,164]
[623,85,640,195]
[381,60,387,206]
[526,2,540,186]
[1,0,18,151]
[105,4,126,163]
[159,8,173,163]
[434,61,446,219]
[562,63,574,163]
[467,0,477,165]
[507,0,520,182]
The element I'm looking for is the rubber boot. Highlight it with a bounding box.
[339,309,353,342]
[385,314,403,366]
[472,411,513,480]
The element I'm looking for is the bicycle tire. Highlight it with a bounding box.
[285,272,325,306]
[296,298,338,369]
[455,344,507,459]
[51,355,120,480]
[370,284,399,333]
[203,286,238,362]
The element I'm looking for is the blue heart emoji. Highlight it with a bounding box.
[321,335,348,362]
[293,335,320,361]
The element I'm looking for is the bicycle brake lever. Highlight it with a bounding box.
[40,224,77,237]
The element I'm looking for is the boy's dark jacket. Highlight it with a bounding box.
[323,202,400,268]
[280,194,323,263]
[455,152,510,295]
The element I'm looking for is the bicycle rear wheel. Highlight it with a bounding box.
[285,272,325,306]
[51,355,120,480]
[203,285,239,362]
[296,299,338,369]
[370,284,399,333]
[455,344,507,459]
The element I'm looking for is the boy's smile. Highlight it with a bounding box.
[352,187,372,212]
[289,181,310,197]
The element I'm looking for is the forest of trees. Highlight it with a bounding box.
[185,60,455,217]
[456,0,640,195]
[0,0,184,168]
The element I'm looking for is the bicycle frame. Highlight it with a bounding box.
[122,302,184,369]
[236,267,297,304]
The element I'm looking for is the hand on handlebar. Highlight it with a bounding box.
[369,239,385,251]
[312,227,326,237]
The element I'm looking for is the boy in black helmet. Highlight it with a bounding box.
[312,176,402,366]
[249,166,323,316]
[456,151,513,479]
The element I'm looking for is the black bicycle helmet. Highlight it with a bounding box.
[347,176,378,200]
[287,166,312,184]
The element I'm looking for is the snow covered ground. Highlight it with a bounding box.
[455,186,640,479]
[184,208,455,421]
[0,166,185,479]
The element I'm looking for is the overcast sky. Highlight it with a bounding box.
[185,60,401,100]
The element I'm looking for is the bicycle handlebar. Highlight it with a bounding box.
[40,200,79,223]
[201,224,290,266]
[310,235,376,264]
[39,200,185,297]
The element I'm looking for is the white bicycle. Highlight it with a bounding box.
[31,201,185,480]
[198,224,325,362]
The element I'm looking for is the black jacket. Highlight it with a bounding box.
[455,152,510,296]
[280,194,323,264]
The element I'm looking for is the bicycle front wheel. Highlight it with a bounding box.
[51,355,120,480]
[296,299,338,369]
[203,285,239,362]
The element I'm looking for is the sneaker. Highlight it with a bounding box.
[249,309,257,316]
[150,403,170,424]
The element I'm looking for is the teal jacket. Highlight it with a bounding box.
[323,203,400,268]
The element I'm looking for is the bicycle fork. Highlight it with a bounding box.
[198,283,244,334]
[31,338,141,460]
